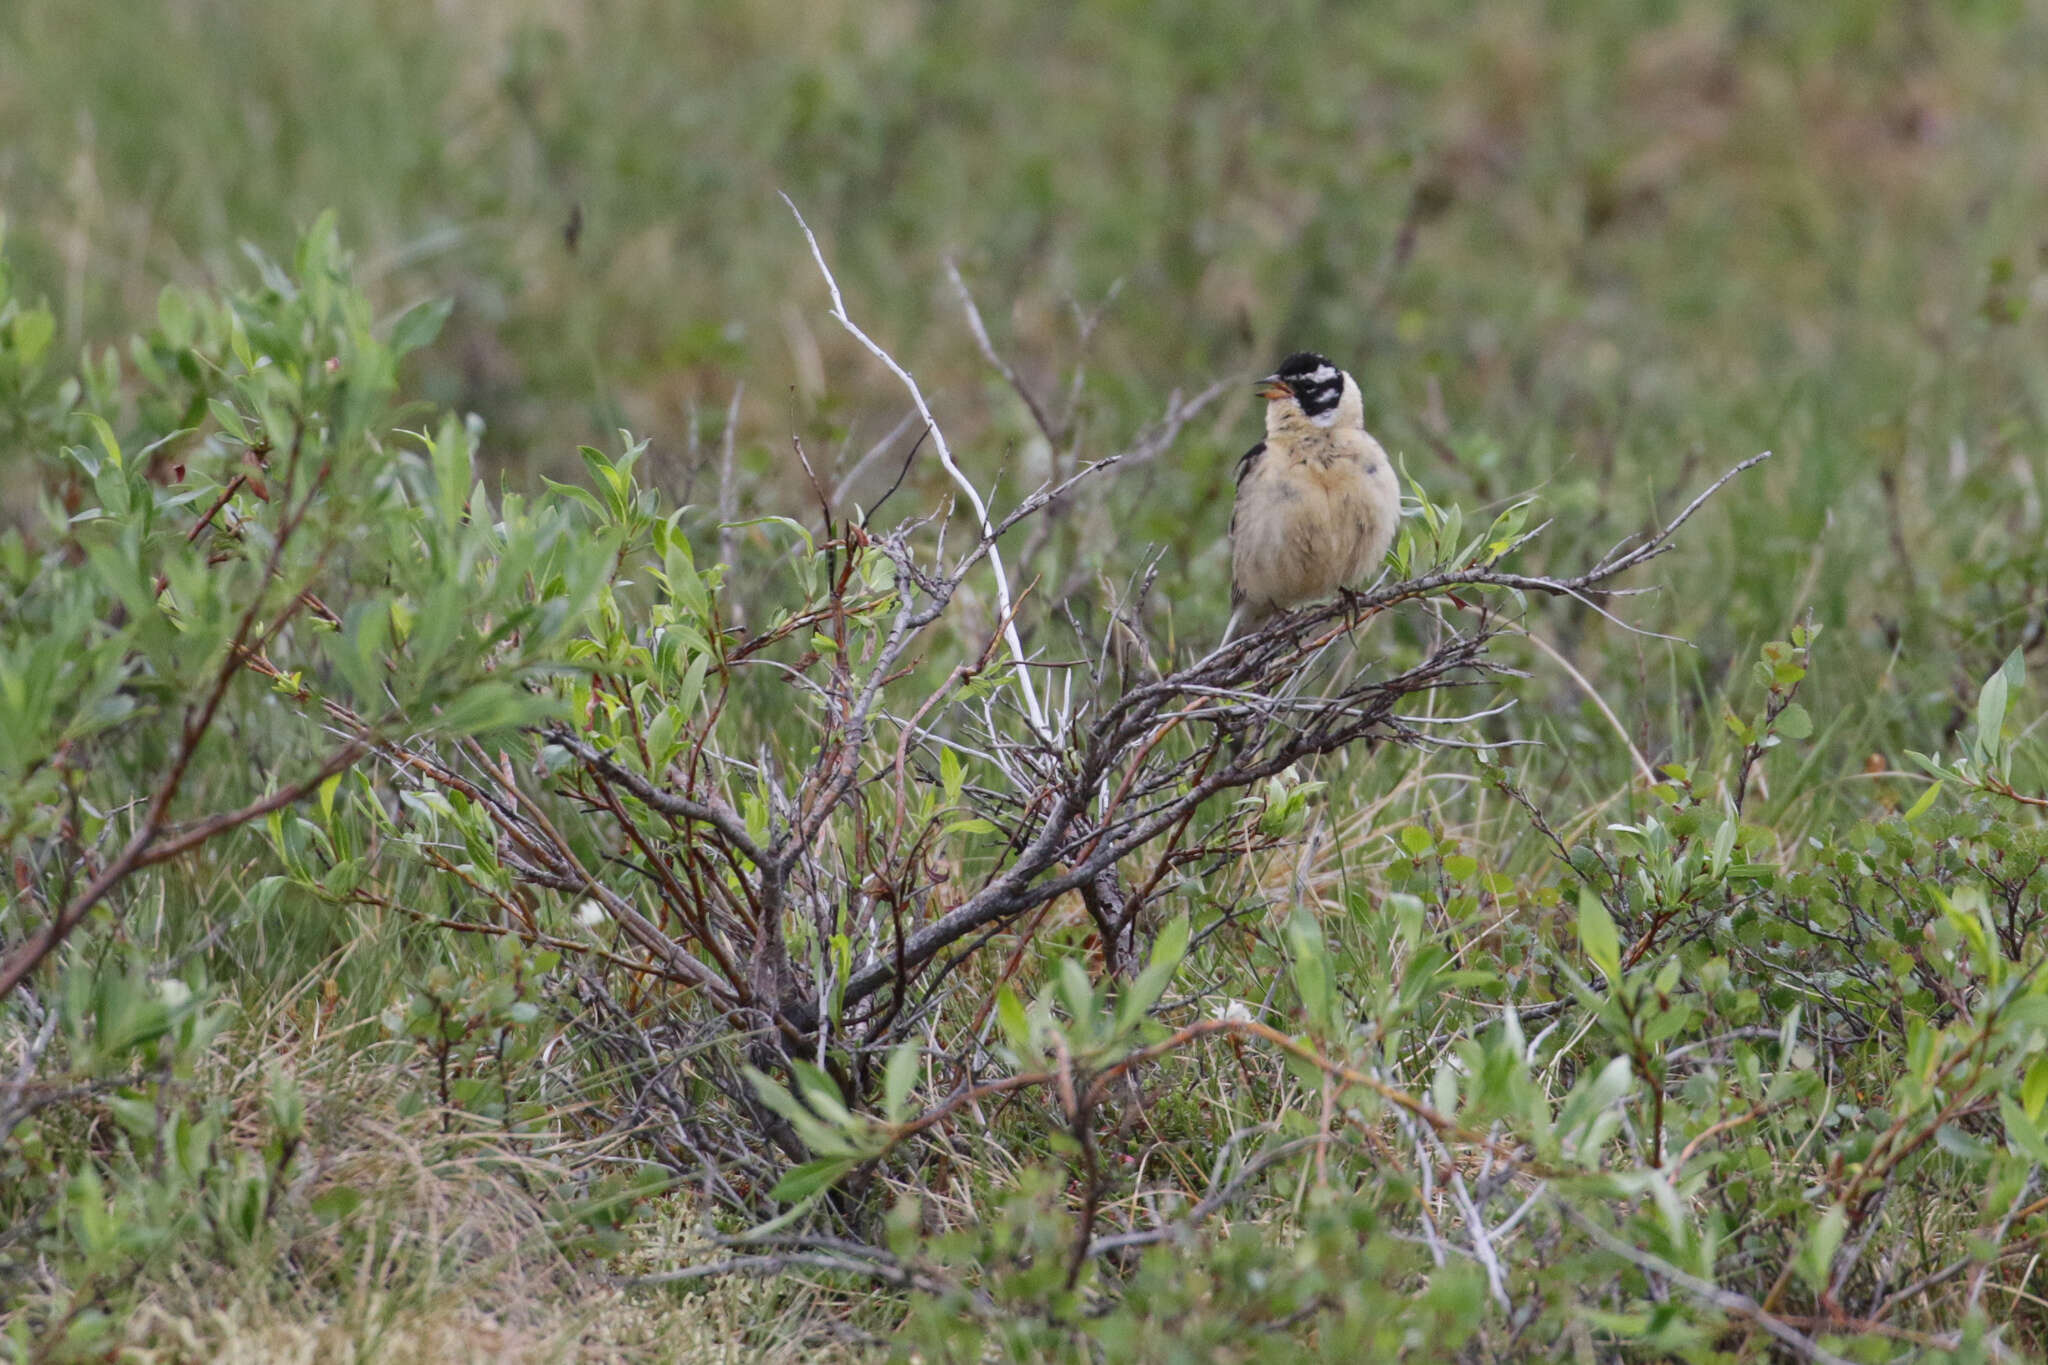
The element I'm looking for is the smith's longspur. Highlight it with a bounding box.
[1228,351,1401,635]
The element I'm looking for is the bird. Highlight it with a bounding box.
[1226,351,1402,638]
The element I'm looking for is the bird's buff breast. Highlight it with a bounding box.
[1233,433,1398,613]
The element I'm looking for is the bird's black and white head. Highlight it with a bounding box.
[1255,351,1358,430]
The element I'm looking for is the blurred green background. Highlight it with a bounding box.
[4,0,2046,799]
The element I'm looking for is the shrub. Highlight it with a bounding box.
[3,220,2045,1362]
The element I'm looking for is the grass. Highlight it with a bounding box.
[4,0,2048,1359]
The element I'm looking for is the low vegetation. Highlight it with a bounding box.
[4,2,2048,1360]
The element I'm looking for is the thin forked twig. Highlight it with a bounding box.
[782,192,1050,741]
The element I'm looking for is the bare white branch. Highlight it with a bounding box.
[782,193,1051,741]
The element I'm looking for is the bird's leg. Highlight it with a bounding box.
[1337,587,1368,631]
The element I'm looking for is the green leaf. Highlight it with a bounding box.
[1556,1055,1634,1157]
[1795,1205,1847,1292]
[1284,908,1333,1036]
[1117,914,1189,1031]
[1710,816,1738,874]
[1577,1308,1651,1338]
[541,476,607,521]
[268,1071,306,1140]
[106,1092,159,1141]
[770,1156,857,1203]
[12,303,54,366]
[2001,647,2028,695]
[430,681,555,736]
[1977,662,2010,762]
[994,984,1038,1064]
[1777,1005,1804,1070]
[723,514,815,557]
[883,1041,920,1124]
[787,1060,853,1127]
[228,309,255,370]
[2028,1057,2048,1124]
[1432,1057,1458,1116]
[677,652,710,719]
[1935,1122,1991,1162]
[1902,750,1952,781]
[208,398,252,444]
[1577,890,1621,983]
[387,297,453,357]
[742,1067,858,1156]
[82,413,123,471]
[1903,780,1944,823]
[1057,957,1096,1025]
[1773,703,1813,740]
[2001,1094,2048,1165]
[156,285,195,348]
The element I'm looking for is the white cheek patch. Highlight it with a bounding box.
[1308,364,1338,386]
[1308,373,1355,426]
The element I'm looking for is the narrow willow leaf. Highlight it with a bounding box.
[770,1156,857,1203]
[1577,890,1621,984]
[1284,908,1333,1036]
[1902,780,1943,823]
[1117,914,1189,1031]
[883,1042,919,1124]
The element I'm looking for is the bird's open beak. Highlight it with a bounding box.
[1254,377,1293,401]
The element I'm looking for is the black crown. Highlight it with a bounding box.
[1273,351,1344,417]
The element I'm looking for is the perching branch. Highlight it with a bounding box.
[830,450,1772,1010]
